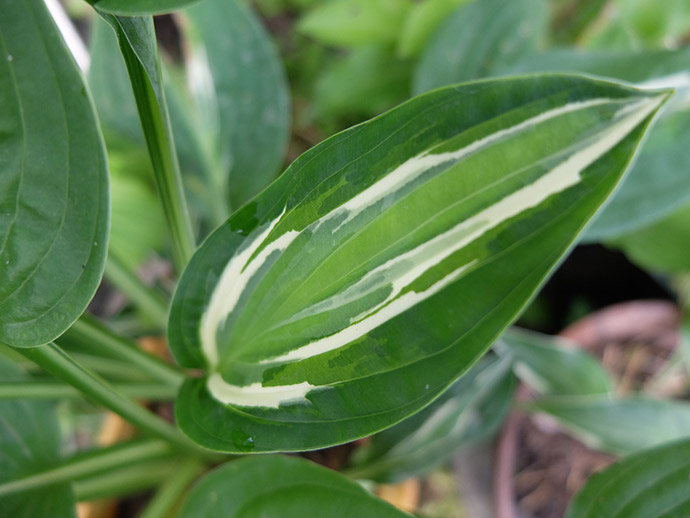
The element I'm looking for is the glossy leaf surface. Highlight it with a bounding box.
[413,0,547,94]
[170,75,667,453]
[0,356,75,517]
[531,396,690,456]
[500,328,612,396]
[349,355,515,482]
[567,439,690,518]
[183,0,291,208]
[90,0,200,16]
[0,0,109,346]
[181,455,410,518]
[499,47,690,240]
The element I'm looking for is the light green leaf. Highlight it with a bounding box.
[567,439,690,518]
[109,172,166,271]
[412,0,547,94]
[181,455,411,518]
[531,396,690,456]
[170,75,668,453]
[183,0,291,209]
[89,0,201,16]
[0,0,109,347]
[609,199,690,275]
[500,328,612,396]
[348,355,515,482]
[0,356,75,517]
[314,46,412,123]
[396,0,472,58]
[498,47,690,240]
[298,0,411,48]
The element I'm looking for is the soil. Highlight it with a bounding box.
[502,300,684,518]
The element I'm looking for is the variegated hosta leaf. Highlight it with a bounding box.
[169,75,668,453]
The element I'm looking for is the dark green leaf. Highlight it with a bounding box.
[183,0,291,208]
[567,439,690,518]
[0,356,75,517]
[500,328,612,396]
[0,0,109,347]
[531,396,690,456]
[170,75,668,453]
[412,0,547,94]
[90,0,201,16]
[348,355,515,482]
[181,455,411,518]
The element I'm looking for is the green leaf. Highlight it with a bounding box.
[396,0,472,58]
[0,356,75,517]
[95,13,195,271]
[609,201,690,275]
[89,0,201,16]
[88,16,219,226]
[183,0,292,209]
[170,75,668,453]
[0,0,109,347]
[500,328,612,396]
[348,355,515,482]
[298,0,411,48]
[498,47,690,240]
[412,0,547,94]
[181,455,411,518]
[314,46,412,123]
[567,439,690,518]
[531,396,690,456]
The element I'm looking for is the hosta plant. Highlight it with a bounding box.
[0,0,685,516]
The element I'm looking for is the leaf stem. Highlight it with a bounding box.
[104,253,169,328]
[74,458,179,502]
[139,457,204,518]
[17,344,203,457]
[64,315,183,387]
[0,438,173,497]
[0,381,176,400]
[105,14,195,271]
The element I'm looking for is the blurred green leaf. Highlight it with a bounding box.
[348,355,515,482]
[567,439,690,518]
[501,328,612,396]
[298,0,411,48]
[181,456,411,518]
[397,0,472,58]
[0,356,75,517]
[90,0,201,16]
[531,396,690,456]
[609,200,690,275]
[183,0,291,209]
[413,0,547,94]
[109,171,166,271]
[314,46,412,124]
